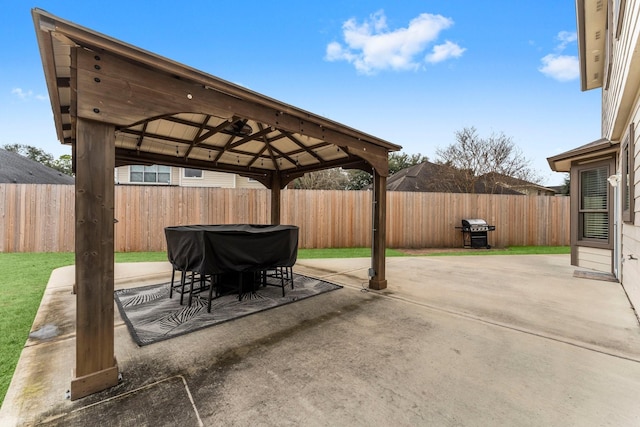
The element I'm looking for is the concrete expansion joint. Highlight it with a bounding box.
[54,375,205,427]
[368,288,640,364]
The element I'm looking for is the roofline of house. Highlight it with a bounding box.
[547,138,618,172]
[575,0,607,91]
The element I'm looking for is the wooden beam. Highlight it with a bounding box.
[115,148,269,178]
[114,147,368,180]
[227,126,274,149]
[183,114,211,158]
[70,118,119,400]
[346,146,389,176]
[247,123,272,169]
[74,49,390,173]
[42,11,400,151]
[369,171,387,290]
[270,174,282,225]
[75,49,232,125]
[282,131,325,163]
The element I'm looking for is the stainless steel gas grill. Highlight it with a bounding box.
[458,218,496,249]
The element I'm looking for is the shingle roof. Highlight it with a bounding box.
[478,172,557,194]
[386,161,457,192]
[0,149,75,184]
[386,161,527,194]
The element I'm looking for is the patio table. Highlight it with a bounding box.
[164,224,299,301]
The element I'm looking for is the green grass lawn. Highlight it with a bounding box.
[423,246,570,256]
[0,245,569,405]
[0,253,75,405]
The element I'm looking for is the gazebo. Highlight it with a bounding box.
[32,9,401,399]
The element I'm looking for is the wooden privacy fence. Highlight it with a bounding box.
[0,184,570,253]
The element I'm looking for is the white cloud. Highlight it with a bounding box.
[539,54,579,81]
[555,31,577,51]
[12,88,32,100]
[11,87,47,101]
[539,31,579,82]
[325,10,464,74]
[426,40,466,63]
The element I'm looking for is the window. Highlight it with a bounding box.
[578,165,610,241]
[183,168,203,178]
[130,165,171,184]
[622,123,635,223]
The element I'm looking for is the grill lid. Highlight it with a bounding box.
[462,218,488,227]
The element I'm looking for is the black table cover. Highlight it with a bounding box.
[164,224,299,275]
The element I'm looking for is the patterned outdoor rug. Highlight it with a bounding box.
[115,273,342,346]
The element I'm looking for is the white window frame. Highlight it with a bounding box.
[129,165,171,185]
[183,168,203,179]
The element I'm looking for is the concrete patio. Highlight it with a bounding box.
[1,254,640,426]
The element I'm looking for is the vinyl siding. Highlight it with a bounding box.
[603,0,640,140]
[115,166,264,188]
[577,246,612,272]
[619,114,639,308]
[115,167,128,184]
[180,170,235,187]
[170,167,179,185]
[236,176,265,189]
[601,0,640,312]
[622,223,640,308]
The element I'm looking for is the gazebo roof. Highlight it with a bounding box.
[32,9,400,187]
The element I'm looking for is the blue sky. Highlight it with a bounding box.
[1,1,602,185]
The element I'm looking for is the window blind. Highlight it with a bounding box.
[580,166,608,240]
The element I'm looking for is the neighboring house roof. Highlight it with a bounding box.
[478,172,557,195]
[386,161,457,192]
[547,185,567,195]
[471,180,523,195]
[386,161,528,195]
[0,149,75,184]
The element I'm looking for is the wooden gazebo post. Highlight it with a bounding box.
[369,171,387,290]
[70,118,119,400]
[270,174,282,225]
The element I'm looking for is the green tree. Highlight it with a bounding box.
[51,154,73,176]
[388,152,429,175]
[2,144,73,176]
[3,144,54,166]
[345,169,373,190]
